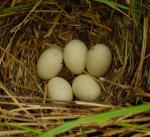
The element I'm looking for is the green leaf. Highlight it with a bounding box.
[116,122,150,131]
[95,0,129,10]
[38,104,150,137]
[0,0,56,14]
[147,69,150,84]
[130,0,142,26]
[0,122,42,135]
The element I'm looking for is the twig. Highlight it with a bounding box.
[0,81,36,120]
[10,0,42,33]
[135,15,149,86]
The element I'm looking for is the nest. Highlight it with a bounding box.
[0,0,150,136]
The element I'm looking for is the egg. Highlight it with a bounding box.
[86,44,112,77]
[72,75,101,102]
[63,39,88,74]
[37,47,63,80]
[47,77,73,101]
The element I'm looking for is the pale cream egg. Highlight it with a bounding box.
[63,39,88,75]
[48,77,73,101]
[37,47,63,80]
[72,75,101,102]
[86,44,112,77]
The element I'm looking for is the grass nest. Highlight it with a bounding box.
[0,0,150,137]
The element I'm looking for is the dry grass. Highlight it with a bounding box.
[0,0,150,136]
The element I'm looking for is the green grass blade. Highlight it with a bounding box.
[148,71,150,84]
[0,0,128,14]
[116,122,150,131]
[0,136,18,137]
[0,122,42,135]
[95,0,129,10]
[0,0,56,14]
[38,104,150,137]
[130,0,142,26]
[0,3,33,13]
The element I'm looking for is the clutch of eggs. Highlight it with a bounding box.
[37,40,112,102]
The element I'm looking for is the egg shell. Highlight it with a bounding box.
[48,77,73,101]
[72,75,101,102]
[86,44,112,77]
[63,39,88,74]
[37,47,63,80]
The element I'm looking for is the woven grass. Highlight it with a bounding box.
[0,0,150,136]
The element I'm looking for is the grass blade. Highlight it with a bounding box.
[95,0,129,18]
[0,3,33,13]
[0,122,42,135]
[95,0,129,10]
[130,0,142,26]
[0,135,18,137]
[116,122,150,132]
[0,0,56,14]
[38,104,150,137]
